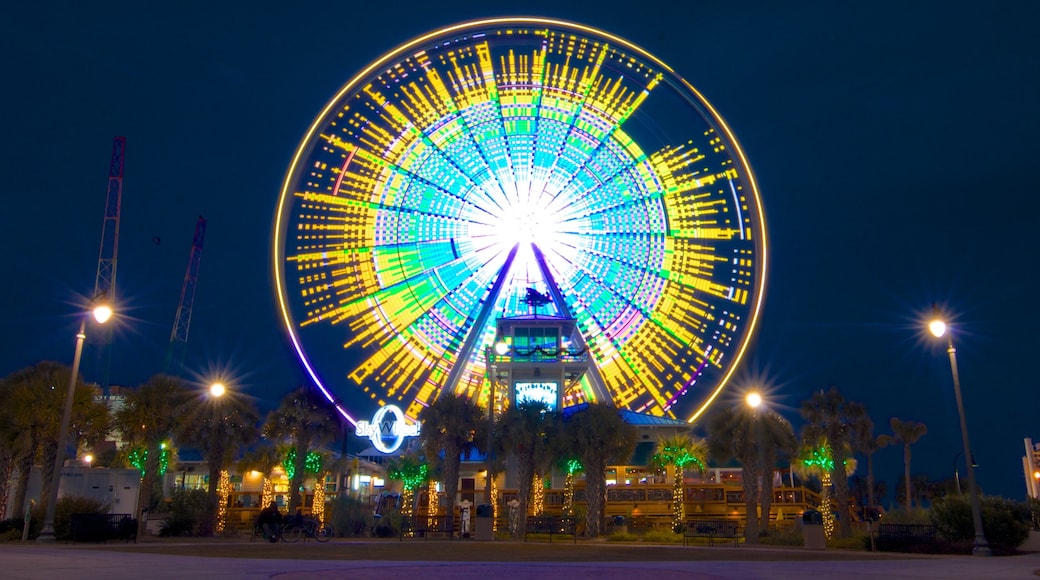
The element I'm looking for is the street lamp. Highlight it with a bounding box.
[37,302,113,542]
[209,382,226,398]
[929,306,991,556]
[746,391,763,409]
[953,450,979,495]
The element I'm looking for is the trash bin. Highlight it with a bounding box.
[612,515,627,535]
[802,509,825,550]
[474,504,494,541]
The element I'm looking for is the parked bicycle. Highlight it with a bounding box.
[281,515,333,543]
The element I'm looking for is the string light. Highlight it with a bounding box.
[652,444,704,531]
[427,481,438,532]
[312,472,327,525]
[260,477,273,509]
[128,444,171,477]
[491,479,499,531]
[532,473,544,516]
[388,460,427,537]
[216,470,230,534]
[562,459,582,516]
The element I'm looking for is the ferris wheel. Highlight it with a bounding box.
[273,18,767,425]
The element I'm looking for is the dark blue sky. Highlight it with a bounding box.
[3,1,1037,501]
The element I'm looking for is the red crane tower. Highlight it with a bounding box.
[166,215,207,374]
[92,136,126,393]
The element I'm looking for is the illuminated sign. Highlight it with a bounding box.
[515,382,559,411]
[355,405,421,453]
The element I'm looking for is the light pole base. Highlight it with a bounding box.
[972,543,993,556]
[35,525,57,543]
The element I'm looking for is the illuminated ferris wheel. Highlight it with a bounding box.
[273,18,767,425]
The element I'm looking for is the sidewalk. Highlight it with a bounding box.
[2,543,1039,579]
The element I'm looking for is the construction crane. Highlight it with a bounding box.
[92,136,126,394]
[166,216,208,374]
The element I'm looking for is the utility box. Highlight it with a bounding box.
[802,509,826,550]
[474,505,494,540]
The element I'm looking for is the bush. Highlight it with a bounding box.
[330,494,375,537]
[828,532,869,550]
[880,507,932,525]
[52,496,108,540]
[160,489,209,536]
[642,529,684,544]
[0,517,30,542]
[759,525,803,547]
[25,496,107,541]
[931,495,1032,552]
[372,509,403,538]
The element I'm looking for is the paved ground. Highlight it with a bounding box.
[3,543,1040,579]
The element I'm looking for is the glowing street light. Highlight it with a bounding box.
[209,382,226,398]
[37,300,113,542]
[746,392,763,409]
[928,306,991,556]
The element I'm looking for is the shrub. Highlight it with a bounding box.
[642,529,683,544]
[160,489,209,536]
[827,532,869,550]
[52,496,108,540]
[372,509,403,538]
[880,507,932,525]
[330,494,375,537]
[931,495,1031,552]
[26,496,107,540]
[0,517,30,542]
[759,525,803,547]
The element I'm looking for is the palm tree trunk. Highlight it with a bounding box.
[137,446,161,539]
[39,439,59,516]
[205,462,222,536]
[742,465,760,543]
[11,452,33,520]
[832,448,852,537]
[442,454,460,534]
[866,451,876,508]
[759,472,774,535]
[585,474,605,537]
[672,465,685,530]
[0,452,12,520]
[290,435,310,512]
[903,444,912,514]
[515,462,532,537]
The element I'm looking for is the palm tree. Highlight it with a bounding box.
[418,392,485,534]
[263,387,339,512]
[650,433,708,531]
[0,375,17,520]
[557,403,636,537]
[236,440,282,508]
[800,387,867,537]
[889,417,927,514]
[754,411,797,535]
[853,414,891,510]
[708,404,796,541]
[115,373,192,538]
[386,452,429,524]
[792,439,856,539]
[496,400,554,536]
[3,361,110,518]
[178,391,260,535]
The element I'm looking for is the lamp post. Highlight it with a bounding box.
[37,303,112,542]
[953,451,963,495]
[929,308,991,556]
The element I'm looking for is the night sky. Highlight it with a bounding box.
[3,1,1037,502]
